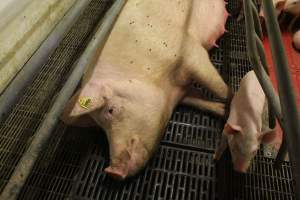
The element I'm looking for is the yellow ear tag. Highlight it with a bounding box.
[79,97,92,109]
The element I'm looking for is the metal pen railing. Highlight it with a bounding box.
[244,0,300,199]
[0,0,127,199]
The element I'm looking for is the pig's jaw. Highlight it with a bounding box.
[232,156,252,173]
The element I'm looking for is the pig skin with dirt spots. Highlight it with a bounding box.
[214,71,277,173]
[61,0,230,180]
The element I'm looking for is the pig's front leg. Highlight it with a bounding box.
[183,38,232,101]
[181,96,225,116]
[181,88,225,116]
[214,134,228,160]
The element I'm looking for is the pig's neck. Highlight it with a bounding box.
[86,69,185,115]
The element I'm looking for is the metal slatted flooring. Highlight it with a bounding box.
[0,0,296,199]
[216,0,295,199]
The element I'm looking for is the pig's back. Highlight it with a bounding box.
[89,0,191,81]
[83,0,227,84]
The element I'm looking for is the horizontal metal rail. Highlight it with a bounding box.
[244,0,300,199]
[0,0,127,199]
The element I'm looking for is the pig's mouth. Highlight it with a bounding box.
[233,157,251,173]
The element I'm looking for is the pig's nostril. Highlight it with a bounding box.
[108,108,113,114]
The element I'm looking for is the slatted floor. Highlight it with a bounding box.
[0,0,295,199]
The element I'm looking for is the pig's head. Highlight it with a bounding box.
[62,79,172,180]
[284,0,300,15]
[222,123,276,173]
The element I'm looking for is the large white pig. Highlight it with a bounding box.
[214,71,276,172]
[283,0,300,15]
[61,0,230,180]
[236,0,286,22]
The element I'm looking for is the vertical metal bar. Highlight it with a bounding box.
[0,0,127,199]
[255,36,276,128]
[262,1,300,198]
[245,0,289,169]
[252,3,263,39]
[243,0,283,127]
[274,138,288,168]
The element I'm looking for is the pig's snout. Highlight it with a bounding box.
[233,157,251,173]
[104,137,150,180]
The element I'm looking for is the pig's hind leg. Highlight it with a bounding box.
[181,88,225,116]
[183,38,232,101]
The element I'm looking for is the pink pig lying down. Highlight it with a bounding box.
[214,71,277,173]
[61,0,231,180]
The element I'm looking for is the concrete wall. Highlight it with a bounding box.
[0,0,77,94]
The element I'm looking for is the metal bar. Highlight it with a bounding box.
[0,0,127,199]
[255,36,276,128]
[244,0,289,169]
[252,3,263,39]
[262,1,300,198]
[274,137,288,168]
[243,0,283,127]
[0,0,93,124]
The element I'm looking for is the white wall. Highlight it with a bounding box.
[0,0,77,93]
[0,0,32,30]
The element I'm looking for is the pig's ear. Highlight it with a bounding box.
[260,129,277,144]
[224,124,242,135]
[214,134,228,160]
[67,85,107,117]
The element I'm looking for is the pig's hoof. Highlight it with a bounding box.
[236,14,244,22]
[214,102,226,117]
[104,166,127,180]
[213,153,220,161]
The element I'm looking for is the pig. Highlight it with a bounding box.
[214,71,276,173]
[283,0,300,15]
[236,0,286,22]
[61,0,231,180]
[293,30,300,50]
[259,0,286,20]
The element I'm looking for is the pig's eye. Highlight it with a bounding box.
[102,107,115,121]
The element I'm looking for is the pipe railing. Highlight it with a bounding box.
[0,0,93,124]
[244,0,300,199]
[0,0,127,199]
